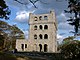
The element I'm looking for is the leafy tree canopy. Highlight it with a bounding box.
[60,36,80,60]
[0,20,24,39]
[0,0,11,20]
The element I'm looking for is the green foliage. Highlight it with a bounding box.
[0,0,11,20]
[0,35,4,49]
[63,36,75,44]
[61,40,80,60]
[0,21,24,50]
[0,52,17,60]
[60,36,80,60]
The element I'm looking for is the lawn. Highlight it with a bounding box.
[0,52,47,60]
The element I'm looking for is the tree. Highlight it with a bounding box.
[0,21,24,50]
[64,0,80,35]
[14,0,48,8]
[0,0,11,20]
[0,34,4,50]
[60,36,80,60]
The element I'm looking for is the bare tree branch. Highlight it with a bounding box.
[14,0,28,5]
[29,0,39,8]
[14,0,48,8]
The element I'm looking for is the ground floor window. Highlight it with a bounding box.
[39,44,42,52]
[21,44,24,51]
[44,44,48,52]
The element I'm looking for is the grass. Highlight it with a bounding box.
[0,52,16,60]
[0,52,47,60]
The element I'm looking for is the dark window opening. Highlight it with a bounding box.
[44,44,48,52]
[21,44,24,50]
[39,44,42,52]
[34,17,38,21]
[34,34,37,39]
[44,34,48,39]
[39,16,42,20]
[44,16,48,20]
[39,34,42,39]
[34,25,37,30]
[44,25,48,29]
[25,44,27,48]
[39,25,43,30]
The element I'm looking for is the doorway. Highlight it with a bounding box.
[39,44,42,52]
[44,44,48,52]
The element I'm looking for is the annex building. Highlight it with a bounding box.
[16,10,57,53]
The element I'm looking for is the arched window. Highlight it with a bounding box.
[39,44,42,52]
[39,25,43,30]
[34,17,38,21]
[39,34,42,39]
[21,44,24,51]
[34,34,37,39]
[39,16,42,20]
[25,44,27,48]
[44,44,48,52]
[34,25,37,30]
[44,16,48,20]
[44,25,48,29]
[44,34,48,39]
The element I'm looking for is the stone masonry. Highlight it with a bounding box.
[16,10,57,53]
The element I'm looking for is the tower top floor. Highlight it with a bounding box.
[29,10,57,25]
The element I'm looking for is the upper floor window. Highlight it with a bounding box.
[39,25,43,30]
[34,17,38,21]
[39,34,43,39]
[44,25,48,29]
[44,16,48,20]
[44,34,48,39]
[34,25,37,30]
[34,34,37,39]
[39,16,42,20]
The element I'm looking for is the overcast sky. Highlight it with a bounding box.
[2,0,79,43]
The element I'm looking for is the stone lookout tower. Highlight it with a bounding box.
[16,10,57,53]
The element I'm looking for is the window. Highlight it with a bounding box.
[21,44,24,50]
[44,25,48,29]
[34,34,37,39]
[34,17,38,21]
[44,34,48,39]
[34,25,37,30]
[39,16,42,20]
[39,25,43,30]
[39,44,42,52]
[44,16,48,20]
[44,44,48,52]
[39,34,42,39]
[25,44,27,48]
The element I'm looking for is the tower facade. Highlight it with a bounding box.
[28,10,57,52]
[16,10,57,53]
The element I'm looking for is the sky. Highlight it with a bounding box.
[2,0,80,43]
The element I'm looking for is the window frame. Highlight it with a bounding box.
[44,34,48,39]
[34,25,37,30]
[34,16,38,21]
[39,25,43,30]
[44,25,48,29]
[34,34,37,39]
[44,16,48,20]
